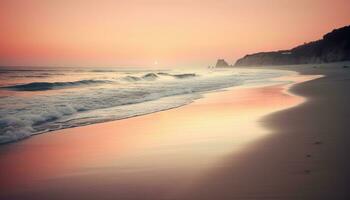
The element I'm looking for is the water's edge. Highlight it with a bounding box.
[0,68,295,144]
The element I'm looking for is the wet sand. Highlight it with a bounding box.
[184,63,350,200]
[0,72,322,199]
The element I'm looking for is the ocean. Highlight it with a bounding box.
[0,67,291,144]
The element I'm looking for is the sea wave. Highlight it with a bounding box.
[0,69,291,144]
[122,76,142,82]
[2,79,111,91]
[157,72,197,79]
[121,72,197,82]
[142,73,159,80]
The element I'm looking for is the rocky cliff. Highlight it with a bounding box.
[235,25,350,66]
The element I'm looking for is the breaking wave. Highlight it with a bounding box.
[0,68,292,144]
[120,72,197,82]
[142,73,158,80]
[157,72,197,79]
[3,80,111,91]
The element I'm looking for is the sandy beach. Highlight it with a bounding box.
[184,63,350,199]
[0,69,323,200]
[1,1,349,199]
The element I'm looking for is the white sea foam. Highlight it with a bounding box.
[0,68,292,143]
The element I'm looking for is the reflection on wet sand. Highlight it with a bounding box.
[0,75,318,200]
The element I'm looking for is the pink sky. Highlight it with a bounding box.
[0,0,349,67]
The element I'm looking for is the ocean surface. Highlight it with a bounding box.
[0,67,291,144]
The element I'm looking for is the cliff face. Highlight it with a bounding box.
[235,25,350,66]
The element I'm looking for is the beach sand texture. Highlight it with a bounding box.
[1,63,349,199]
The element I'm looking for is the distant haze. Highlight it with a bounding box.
[0,0,349,68]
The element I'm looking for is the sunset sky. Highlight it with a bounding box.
[0,0,349,68]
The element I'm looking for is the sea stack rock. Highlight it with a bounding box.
[215,59,229,67]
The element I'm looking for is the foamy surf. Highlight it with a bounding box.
[0,67,291,144]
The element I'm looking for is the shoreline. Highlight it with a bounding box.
[264,63,350,199]
[0,71,318,199]
[0,69,302,148]
[184,63,350,199]
[0,68,292,145]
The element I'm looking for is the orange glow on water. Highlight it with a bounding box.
[0,74,320,196]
